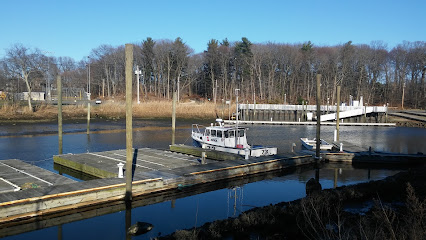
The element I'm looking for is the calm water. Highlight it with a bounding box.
[0,120,425,239]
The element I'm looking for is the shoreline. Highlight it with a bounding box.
[159,166,426,239]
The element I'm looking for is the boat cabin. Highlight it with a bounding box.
[192,121,250,149]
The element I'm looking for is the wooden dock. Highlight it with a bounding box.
[0,147,314,223]
[0,159,76,194]
[324,141,426,164]
[53,148,217,179]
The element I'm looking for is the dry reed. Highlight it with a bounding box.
[0,100,234,121]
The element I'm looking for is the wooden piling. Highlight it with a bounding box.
[125,43,133,201]
[172,91,176,145]
[57,75,63,155]
[336,85,341,141]
[316,74,321,159]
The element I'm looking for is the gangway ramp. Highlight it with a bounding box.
[388,111,426,123]
[320,107,375,122]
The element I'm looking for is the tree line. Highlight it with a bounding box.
[1,38,425,110]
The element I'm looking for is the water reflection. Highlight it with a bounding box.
[0,164,401,240]
[0,120,424,240]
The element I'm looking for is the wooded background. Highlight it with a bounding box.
[1,38,425,109]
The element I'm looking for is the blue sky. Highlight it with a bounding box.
[1,0,424,61]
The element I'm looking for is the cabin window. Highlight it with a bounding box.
[205,129,210,136]
[229,130,235,138]
[217,130,223,138]
[224,131,229,138]
[211,130,217,137]
[238,129,245,137]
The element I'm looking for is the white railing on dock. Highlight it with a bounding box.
[239,104,387,122]
[239,104,387,113]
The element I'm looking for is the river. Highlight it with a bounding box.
[0,120,425,239]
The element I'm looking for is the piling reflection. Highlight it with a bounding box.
[125,200,131,240]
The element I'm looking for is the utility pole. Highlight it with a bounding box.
[125,44,133,201]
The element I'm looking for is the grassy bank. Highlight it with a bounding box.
[0,100,233,122]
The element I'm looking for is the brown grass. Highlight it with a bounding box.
[0,100,235,121]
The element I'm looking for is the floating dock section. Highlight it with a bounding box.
[0,148,314,223]
[0,159,76,194]
[323,141,426,164]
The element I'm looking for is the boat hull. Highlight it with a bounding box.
[192,139,277,157]
[300,138,333,150]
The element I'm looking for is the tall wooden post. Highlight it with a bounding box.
[125,44,133,201]
[57,75,63,155]
[336,85,341,142]
[315,74,321,159]
[172,91,176,145]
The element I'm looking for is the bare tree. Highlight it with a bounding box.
[4,44,45,111]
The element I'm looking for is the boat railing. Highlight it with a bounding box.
[192,124,203,134]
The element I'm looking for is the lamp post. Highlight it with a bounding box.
[135,65,141,104]
[43,51,54,101]
[87,56,91,100]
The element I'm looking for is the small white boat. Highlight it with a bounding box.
[300,138,333,150]
[192,119,277,157]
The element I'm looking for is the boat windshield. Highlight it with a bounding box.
[238,129,245,137]
[228,130,235,138]
[205,129,210,136]
[211,130,217,137]
[217,130,223,138]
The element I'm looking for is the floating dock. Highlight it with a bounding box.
[323,141,426,164]
[0,147,314,223]
[0,159,76,194]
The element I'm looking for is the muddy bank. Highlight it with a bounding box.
[396,121,426,128]
[159,166,426,240]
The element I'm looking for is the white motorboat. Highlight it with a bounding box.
[192,119,277,157]
[300,138,333,150]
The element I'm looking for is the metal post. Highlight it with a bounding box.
[86,102,90,135]
[201,152,206,164]
[402,81,405,109]
[336,85,341,141]
[315,74,321,159]
[125,44,133,201]
[253,92,256,118]
[135,65,141,104]
[235,89,240,148]
[172,91,176,145]
[221,99,224,119]
[57,75,63,155]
